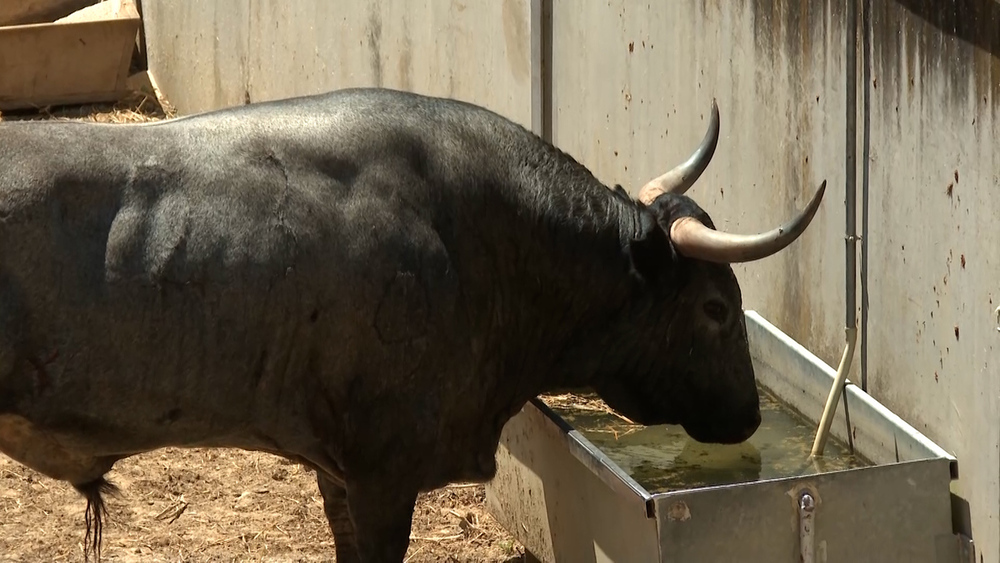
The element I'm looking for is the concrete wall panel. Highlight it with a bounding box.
[247,0,534,127]
[547,1,1000,557]
[548,0,850,371]
[143,0,534,127]
[142,0,251,112]
[867,2,1000,558]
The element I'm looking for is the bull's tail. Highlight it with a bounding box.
[73,477,119,562]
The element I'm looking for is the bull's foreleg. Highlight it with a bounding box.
[317,475,360,563]
[339,477,417,563]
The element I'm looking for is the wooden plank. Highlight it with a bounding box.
[56,0,139,23]
[0,0,140,110]
[0,0,96,27]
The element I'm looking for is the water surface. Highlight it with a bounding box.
[543,388,871,493]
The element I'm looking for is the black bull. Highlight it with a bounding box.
[0,88,825,562]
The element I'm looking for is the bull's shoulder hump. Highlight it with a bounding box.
[131,88,528,142]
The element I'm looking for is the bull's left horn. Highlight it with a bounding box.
[638,99,720,205]
[669,180,827,263]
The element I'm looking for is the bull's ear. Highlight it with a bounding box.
[628,213,676,283]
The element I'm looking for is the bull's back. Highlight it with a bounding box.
[0,91,474,445]
[0,88,480,316]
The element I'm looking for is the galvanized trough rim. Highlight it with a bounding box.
[528,397,656,506]
[528,310,959,518]
[743,310,958,479]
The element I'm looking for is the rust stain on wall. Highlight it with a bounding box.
[748,0,836,67]
[366,4,384,87]
[872,0,1000,111]
[894,0,1000,57]
[398,17,413,91]
[741,0,841,355]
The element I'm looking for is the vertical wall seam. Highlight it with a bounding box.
[530,0,544,137]
[541,0,552,143]
[845,0,858,332]
[530,0,553,142]
[838,0,860,443]
[245,0,254,102]
[860,0,872,392]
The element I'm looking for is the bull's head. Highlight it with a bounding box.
[592,101,825,445]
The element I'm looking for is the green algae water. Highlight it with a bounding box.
[542,387,871,494]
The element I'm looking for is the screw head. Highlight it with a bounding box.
[800,492,815,512]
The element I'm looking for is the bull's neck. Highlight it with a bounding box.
[490,174,648,393]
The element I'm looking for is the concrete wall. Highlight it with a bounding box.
[548,0,850,370]
[142,0,539,128]
[141,0,1000,559]
[866,2,1000,558]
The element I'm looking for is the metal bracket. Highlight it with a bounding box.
[799,491,816,563]
[958,533,976,563]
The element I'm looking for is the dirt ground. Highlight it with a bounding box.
[0,448,526,563]
[3,394,626,562]
[0,91,538,562]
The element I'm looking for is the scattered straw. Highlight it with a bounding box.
[540,392,640,426]
[154,500,188,524]
[409,533,464,543]
[0,88,175,124]
[403,546,425,563]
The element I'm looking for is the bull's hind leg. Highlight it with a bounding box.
[317,475,360,563]
[0,414,119,561]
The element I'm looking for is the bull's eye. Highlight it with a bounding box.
[703,299,729,324]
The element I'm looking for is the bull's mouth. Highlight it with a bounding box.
[682,410,761,445]
[624,409,682,427]
[592,385,681,428]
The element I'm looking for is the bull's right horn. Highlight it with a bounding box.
[669,180,827,263]
[638,99,721,205]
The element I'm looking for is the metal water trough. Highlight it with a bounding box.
[486,311,972,562]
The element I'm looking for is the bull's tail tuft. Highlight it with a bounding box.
[74,477,119,562]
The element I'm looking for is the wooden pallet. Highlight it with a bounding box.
[0,0,141,111]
